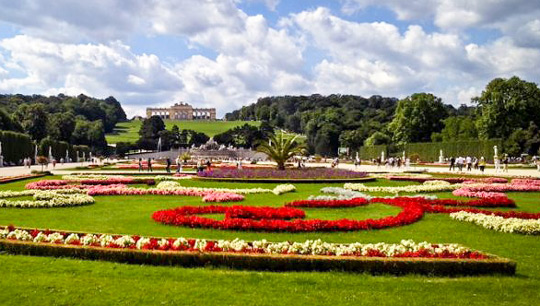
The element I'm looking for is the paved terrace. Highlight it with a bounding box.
[0,161,538,178]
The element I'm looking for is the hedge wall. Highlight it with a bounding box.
[359,140,503,162]
[404,139,503,162]
[0,130,34,164]
[359,145,388,160]
[39,138,91,161]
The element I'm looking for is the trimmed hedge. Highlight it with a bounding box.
[0,239,516,276]
[39,138,92,161]
[0,130,34,164]
[359,145,388,160]
[404,140,502,162]
[360,140,503,162]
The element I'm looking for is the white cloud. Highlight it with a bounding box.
[0,35,183,107]
[0,0,539,118]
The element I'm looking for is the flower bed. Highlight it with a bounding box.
[153,194,526,232]
[198,168,369,180]
[155,181,296,196]
[450,211,540,235]
[25,178,155,190]
[344,181,461,194]
[0,225,515,275]
[0,174,47,184]
[0,190,94,208]
[152,198,425,232]
[86,185,244,203]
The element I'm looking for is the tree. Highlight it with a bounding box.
[137,115,165,150]
[48,112,76,142]
[475,76,540,139]
[256,132,305,170]
[171,125,180,148]
[71,119,107,153]
[388,93,448,144]
[437,116,478,142]
[14,103,49,141]
[364,131,391,146]
[0,109,23,132]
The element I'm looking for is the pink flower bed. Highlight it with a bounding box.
[452,189,508,199]
[86,185,244,202]
[25,178,154,190]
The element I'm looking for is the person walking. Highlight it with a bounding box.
[166,158,171,173]
[176,156,182,174]
[206,159,212,171]
[147,158,152,172]
[503,154,509,173]
[479,156,486,172]
[466,156,472,171]
[138,158,143,172]
[449,157,455,171]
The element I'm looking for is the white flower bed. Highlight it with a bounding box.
[0,190,94,208]
[272,184,296,195]
[308,187,438,201]
[344,181,460,194]
[0,227,473,257]
[155,181,295,195]
[450,211,540,235]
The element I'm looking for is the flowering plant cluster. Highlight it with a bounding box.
[309,187,438,201]
[197,168,368,179]
[272,184,296,195]
[226,206,305,220]
[0,190,94,208]
[152,197,425,232]
[155,181,296,196]
[0,225,488,259]
[86,185,244,203]
[452,189,508,199]
[25,178,154,190]
[152,192,528,232]
[450,211,540,235]
[344,181,461,194]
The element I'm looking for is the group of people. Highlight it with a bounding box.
[22,157,63,169]
[372,157,411,169]
[448,156,490,173]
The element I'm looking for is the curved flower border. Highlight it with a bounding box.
[0,225,490,259]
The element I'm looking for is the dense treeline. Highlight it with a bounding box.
[226,94,398,156]
[0,93,126,153]
[225,77,540,158]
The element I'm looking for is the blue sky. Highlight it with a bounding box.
[0,0,539,118]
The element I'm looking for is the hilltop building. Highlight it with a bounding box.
[146,102,216,120]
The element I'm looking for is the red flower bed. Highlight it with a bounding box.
[152,198,425,232]
[226,206,305,220]
[152,195,533,232]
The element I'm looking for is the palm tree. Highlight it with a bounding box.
[256,132,305,170]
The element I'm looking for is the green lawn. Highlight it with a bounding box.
[0,177,539,305]
[106,120,261,144]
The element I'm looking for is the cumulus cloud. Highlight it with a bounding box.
[0,0,539,118]
[0,35,183,106]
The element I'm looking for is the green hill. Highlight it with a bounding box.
[106,120,260,144]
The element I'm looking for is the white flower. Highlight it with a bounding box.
[450,211,540,235]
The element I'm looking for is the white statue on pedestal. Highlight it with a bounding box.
[439,149,444,163]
